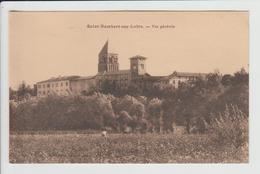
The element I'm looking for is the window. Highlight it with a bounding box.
[66,82,68,86]
[38,91,41,94]
[61,82,63,87]
[43,84,45,88]
[43,91,46,95]
[38,85,41,88]
[141,64,144,69]
[47,84,50,88]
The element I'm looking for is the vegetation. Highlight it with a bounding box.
[9,133,248,163]
[9,68,249,163]
[9,81,36,101]
[210,104,248,149]
[10,68,248,134]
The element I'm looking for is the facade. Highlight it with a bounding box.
[95,70,131,89]
[36,40,206,97]
[154,71,207,89]
[36,76,79,97]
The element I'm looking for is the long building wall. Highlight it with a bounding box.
[37,80,71,97]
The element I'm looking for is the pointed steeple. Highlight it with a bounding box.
[98,40,119,73]
[99,40,109,57]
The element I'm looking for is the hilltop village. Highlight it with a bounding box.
[36,41,205,97]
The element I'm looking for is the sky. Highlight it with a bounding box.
[9,11,248,89]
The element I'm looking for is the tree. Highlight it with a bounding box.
[147,98,163,133]
[127,83,143,96]
[88,94,116,129]
[9,87,17,100]
[17,81,33,101]
[100,79,115,94]
[129,102,145,119]
[112,95,146,132]
[233,68,249,85]
[206,72,222,88]
[9,100,17,130]
[117,110,133,132]
[174,77,213,134]
[221,74,233,86]
[100,79,125,96]
[161,99,177,132]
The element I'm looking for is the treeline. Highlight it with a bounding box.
[10,68,248,136]
[9,81,36,101]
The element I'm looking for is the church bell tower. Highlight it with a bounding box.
[98,40,119,73]
[130,55,147,76]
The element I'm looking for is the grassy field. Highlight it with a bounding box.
[9,132,248,163]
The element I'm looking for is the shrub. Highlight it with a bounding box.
[210,104,248,149]
[147,98,163,133]
[10,94,116,131]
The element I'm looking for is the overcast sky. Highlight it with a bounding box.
[9,11,248,89]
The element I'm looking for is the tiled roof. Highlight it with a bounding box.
[131,74,164,81]
[129,55,147,60]
[170,71,207,77]
[71,76,95,81]
[96,70,130,76]
[37,75,80,84]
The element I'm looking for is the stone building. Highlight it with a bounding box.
[98,40,119,73]
[154,71,207,89]
[36,40,206,97]
[36,75,96,97]
[95,40,131,89]
[36,76,79,97]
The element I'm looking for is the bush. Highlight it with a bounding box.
[210,104,248,149]
[10,94,116,131]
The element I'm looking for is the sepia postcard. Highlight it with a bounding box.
[1,1,260,174]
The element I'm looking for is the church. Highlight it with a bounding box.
[36,40,206,97]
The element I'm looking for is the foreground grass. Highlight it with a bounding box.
[9,132,248,163]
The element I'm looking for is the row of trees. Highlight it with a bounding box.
[10,94,156,132]
[162,68,249,134]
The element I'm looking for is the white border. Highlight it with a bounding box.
[1,1,260,174]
